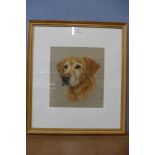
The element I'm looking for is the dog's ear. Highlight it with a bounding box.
[84,57,100,75]
[56,59,65,76]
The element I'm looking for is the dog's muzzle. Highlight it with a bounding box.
[61,75,70,86]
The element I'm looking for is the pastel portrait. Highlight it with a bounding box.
[50,47,104,108]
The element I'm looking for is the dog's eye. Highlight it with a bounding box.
[64,65,68,69]
[74,65,81,69]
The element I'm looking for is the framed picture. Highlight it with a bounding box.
[27,20,128,134]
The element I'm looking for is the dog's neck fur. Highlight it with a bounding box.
[68,74,96,102]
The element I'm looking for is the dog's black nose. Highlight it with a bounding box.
[62,75,70,86]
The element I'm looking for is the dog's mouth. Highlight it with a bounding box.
[61,74,82,87]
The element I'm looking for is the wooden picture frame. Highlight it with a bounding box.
[27,20,128,134]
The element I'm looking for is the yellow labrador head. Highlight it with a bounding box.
[56,56,100,87]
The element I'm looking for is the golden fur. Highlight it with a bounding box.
[56,56,100,102]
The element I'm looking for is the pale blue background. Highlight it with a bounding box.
[26,0,129,132]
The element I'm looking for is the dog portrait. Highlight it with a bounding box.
[50,47,104,108]
[56,56,100,102]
